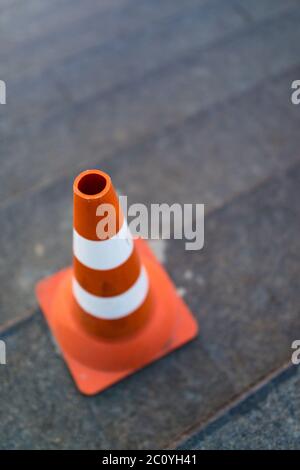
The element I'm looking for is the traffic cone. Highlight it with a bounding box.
[36,169,198,395]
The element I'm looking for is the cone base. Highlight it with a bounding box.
[36,239,198,395]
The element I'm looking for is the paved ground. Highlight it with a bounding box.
[0,0,300,449]
[179,364,300,450]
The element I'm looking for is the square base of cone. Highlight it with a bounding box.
[36,239,198,395]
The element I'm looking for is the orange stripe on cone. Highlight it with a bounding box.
[74,170,123,240]
[72,169,150,338]
[73,250,141,297]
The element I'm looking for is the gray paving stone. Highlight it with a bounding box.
[0,176,73,325]
[233,0,300,22]
[51,0,245,104]
[1,0,245,137]
[0,314,233,449]
[0,0,205,51]
[0,0,129,55]
[0,315,108,449]
[101,69,300,209]
[179,365,300,449]
[0,0,217,83]
[165,162,300,396]
[2,8,300,203]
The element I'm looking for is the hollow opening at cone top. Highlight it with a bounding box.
[76,172,108,196]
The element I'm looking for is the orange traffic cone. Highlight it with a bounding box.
[36,169,198,395]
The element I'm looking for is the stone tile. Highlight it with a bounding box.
[248,64,300,164]
[2,9,300,202]
[1,0,245,137]
[165,162,300,394]
[179,365,300,449]
[0,314,105,449]
[101,70,300,210]
[0,0,220,87]
[52,0,245,104]
[233,0,300,22]
[0,314,233,449]
[0,176,73,325]
[0,0,128,56]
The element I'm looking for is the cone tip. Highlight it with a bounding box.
[74,169,111,200]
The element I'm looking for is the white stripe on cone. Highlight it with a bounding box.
[73,220,134,270]
[72,267,149,320]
